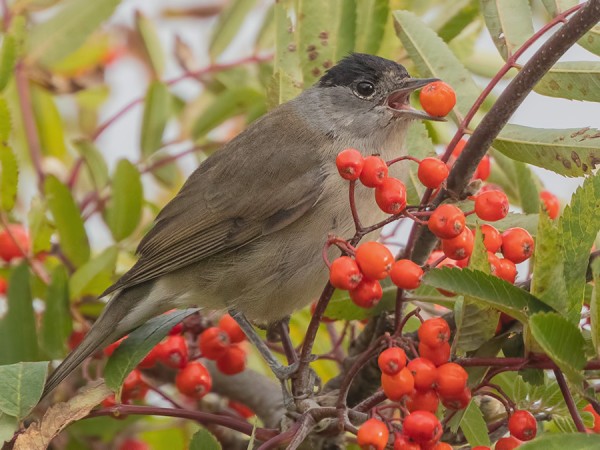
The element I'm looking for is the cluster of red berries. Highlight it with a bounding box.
[329,241,424,308]
[100,313,247,405]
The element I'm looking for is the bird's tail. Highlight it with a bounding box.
[42,285,153,399]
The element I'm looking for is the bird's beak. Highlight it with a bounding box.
[386,77,446,122]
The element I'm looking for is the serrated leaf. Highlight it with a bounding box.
[0,265,38,364]
[103,159,143,241]
[514,161,540,214]
[0,362,48,420]
[354,0,388,55]
[459,401,491,447]
[494,124,600,177]
[140,82,171,157]
[480,0,534,60]
[393,10,481,123]
[518,432,600,449]
[531,210,567,312]
[529,312,586,384]
[466,212,538,235]
[0,412,17,445]
[535,61,600,102]
[27,0,121,66]
[404,122,434,204]
[134,11,165,77]
[30,85,67,158]
[69,246,118,299]
[0,34,16,92]
[27,197,53,255]
[208,0,257,60]
[591,259,600,357]
[40,267,71,359]
[45,175,90,267]
[0,143,18,212]
[104,309,198,391]
[190,428,221,450]
[73,139,109,189]
[423,267,552,323]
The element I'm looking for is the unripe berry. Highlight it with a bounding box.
[336,148,364,180]
[360,156,388,187]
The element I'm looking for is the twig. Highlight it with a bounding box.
[554,369,586,432]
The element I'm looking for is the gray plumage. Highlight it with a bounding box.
[43,53,439,397]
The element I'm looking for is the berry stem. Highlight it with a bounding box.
[554,368,586,433]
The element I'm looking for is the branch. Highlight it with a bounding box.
[554,369,586,432]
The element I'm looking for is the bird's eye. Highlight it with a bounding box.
[355,81,375,98]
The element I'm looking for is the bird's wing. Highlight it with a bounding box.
[102,105,327,296]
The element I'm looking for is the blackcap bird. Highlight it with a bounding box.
[42,53,441,396]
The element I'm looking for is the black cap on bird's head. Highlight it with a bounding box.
[318,53,444,122]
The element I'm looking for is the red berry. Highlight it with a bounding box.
[418,341,450,367]
[104,337,126,357]
[474,190,509,222]
[198,327,230,360]
[428,204,465,239]
[435,363,468,398]
[441,386,471,410]
[501,228,534,264]
[496,258,517,284]
[419,81,456,117]
[418,318,451,349]
[67,330,85,351]
[122,369,148,401]
[481,224,502,253]
[119,438,149,450]
[218,314,246,343]
[175,361,212,399]
[382,367,415,401]
[168,322,184,335]
[407,357,437,392]
[474,155,491,181]
[441,228,474,261]
[393,433,421,450]
[216,344,247,375]
[584,404,600,433]
[349,278,383,308]
[336,148,364,180]
[355,242,394,280]
[390,260,424,290]
[375,177,407,214]
[495,436,522,450]
[228,400,254,418]
[540,190,560,219]
[0,224,29,262]
[138,344,162,369]
[360,156,389,188]
[403,411,442,444]
[357,418,389,450]
[508,410,537,441]
[0,277,6,295]
[473,447,491,450]
[418,157,449,189]
[406,389,439,413]
[156,335,188,369]
[378,347,407,375]
[432,443,452,450]
[487,251,502,276]
[329,256,363,290]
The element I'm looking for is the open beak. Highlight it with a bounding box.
[386,77,446,122]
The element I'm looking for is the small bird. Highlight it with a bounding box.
[43,53,440,396]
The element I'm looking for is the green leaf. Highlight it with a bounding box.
[519,432,600,448]
[0,95,10,142]
[140,82,171,157]
[332,0,356,63]
[324,283,396,321]
[494,124,600,177]
[465,212,538,235]
[40,267,71,359]
[354,0,388,54]
[559,174,600,323]
[189,428,222,450]
[0,265,38,364]
[591,258,600,357]
[0,412,17,445]
[192,87,264,139]
[104,309,198,391]
[404,122,434,205]
[255,5,275,52]
[393,10,481,123]
[0,362,47,420]
[0,143,18,212]
[458,401,491,447]
[579,26,600,57]
[30,85,67,158]
[27,0,121,66]
[514,161,540,214]
[103,159,143,242]
[45,175,90,267]
[69,246,118,300]
[535,62,600,102]
[27,197,53,255]
[0,35,16,92]
[540,0,577,17]
[73,139,109,189]
[529,312,586,384]
[134,11,165,77]
[531,211,567,312]
[209,0,258,61]
[423,267,552,323]
[431,0,480,43]
[480,0,534,60]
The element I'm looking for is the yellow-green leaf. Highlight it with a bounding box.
[0,361,48,420]
[30,85,67,158]
[40,267,71,359]
[354,0,388,55]
[208,0,258,61]
[535,61,600,102]
[134,11,165,78]
[0,143,18,212]
[140,82,171,157]
[480,0,534,60]
[69,246,118,300]
[0,35,16,92]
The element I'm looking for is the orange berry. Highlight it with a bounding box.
[349,278,383,308]
[329,256,363,290]
[390,259,424,290]
[375,177,407,214]
[501,228,534,264]
[419,81,456,117]
[357,418,389,450]
[355,242,394,280]
[360,156,388,188]
[441,228,474,261]
[474,190,509,222]
[428,204,465,239]
[418,157,449,189]
[378,347,407,375]
[336,148,364,180]
[540,190,560,219]
[381,367,415,401]
[418,341,450,366]
[435,363,468,398]
[481,224,502,253]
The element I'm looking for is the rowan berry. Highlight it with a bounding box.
[428,204,465,239]
[432,443,453,450]
[474,155,491,181]
[198,327,230,360]
[228,400,254,418]
[474,190,509,222]
[418,318,451,349]
[156,335,188,369]
[393,433,421,450]
[218,314,246,343]
[0,277,6,295]
[175,361,212,399]
[419,81,456,117]
[495,436,522,450]
[381,367,415,401]
[418,157,449,189]
[441,387,471,410]
[508,410,537,441]
[360,156,388,187]
[336,148,364,180]
[501,228,534,263]
[481,224,502,253]
[137,344,161,369]
[540,190,560,219]
[350,278,383,308]
[402,410,443,444]
[496,258,517,284]
[329,256,363,290]
[378,347,407,375]
[407,357,437,392]
[375,177,407,214]
[418,341,450,366]
[355,242,394,280]
[216,344,247,375]
[122,369,148,401]
[584,404,600,433]
[0,224,29,262]
[357,418,389,450]
[104,337,126,357]
[390,259,424,290]
[441,228,474,260]
[406,388,439,413]
[435,363,468,398]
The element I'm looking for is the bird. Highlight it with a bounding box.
[42,53,441,397]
